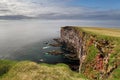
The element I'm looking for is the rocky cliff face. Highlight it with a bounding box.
[60,26,117,80]
[61,26,88,72]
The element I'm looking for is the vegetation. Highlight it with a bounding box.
[76,27,120,80]
[0,60,17,77]
[0,60,86,80]
[108,66,120,80]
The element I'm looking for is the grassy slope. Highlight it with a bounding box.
[0,61,86,80]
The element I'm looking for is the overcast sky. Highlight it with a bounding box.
[0,0,120,21]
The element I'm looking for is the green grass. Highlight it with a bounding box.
[0,60,86,80]
[0,60,17,78]
[81,27,120,37]
[86,45,98,63]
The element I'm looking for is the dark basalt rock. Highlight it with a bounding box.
[49,43,62,47]
[60,26,88,72]
[48,50,63,55]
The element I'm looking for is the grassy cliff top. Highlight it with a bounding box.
[63,26,120,38]
[81,27,120,37]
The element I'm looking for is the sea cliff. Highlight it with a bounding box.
[60,26,120,80]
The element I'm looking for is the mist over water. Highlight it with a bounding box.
[0,19,119,63]
[0,20,60,63]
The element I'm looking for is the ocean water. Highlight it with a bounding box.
[0,20,62,63]
[0,19,119,64]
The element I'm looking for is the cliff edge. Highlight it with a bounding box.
[60,26,120,80]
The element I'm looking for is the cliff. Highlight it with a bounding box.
[60,26,120,80]
[61,27,88,72]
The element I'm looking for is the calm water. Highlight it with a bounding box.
[0,20,63,63]
[0,19,119,64]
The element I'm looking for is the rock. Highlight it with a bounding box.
[53,38,62,43]
[49,43,62,47]
[64,54,78,60]
[39,59,44,62]
[43,41,49,44]
[45,53,49,55]
[42,46,50,49]
[48,50,63,55]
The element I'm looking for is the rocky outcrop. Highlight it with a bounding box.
[61,26,88,72]
[60,26,117,79]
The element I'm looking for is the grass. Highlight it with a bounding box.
[86,45,98,63]
[0,60,87,80]
[0,60,17,78]
[108,66,120,80]
[82,27,120,37]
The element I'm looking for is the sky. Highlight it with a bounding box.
[0,0,120,21]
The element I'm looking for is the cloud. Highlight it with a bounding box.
[0,0,120,20]
[0,0,39,17]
